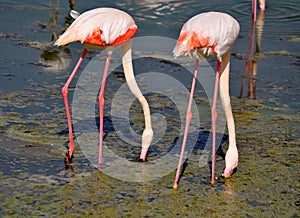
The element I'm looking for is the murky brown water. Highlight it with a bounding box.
[0,0,299,217]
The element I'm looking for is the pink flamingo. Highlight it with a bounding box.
[55,8,153,168]
[252,0,266,22]
[173,12,240,188]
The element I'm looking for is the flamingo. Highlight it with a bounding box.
[55,8,153,168]
[173,12,240,188]
[252,0,266,22]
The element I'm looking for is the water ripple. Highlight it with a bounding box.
[231,0,300,36]
[231,0,300,22]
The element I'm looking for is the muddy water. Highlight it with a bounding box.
[0,0,299,217]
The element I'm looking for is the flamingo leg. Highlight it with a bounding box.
[252,0,257,22]
[173,59,199,189]
[98,53,112,166]
[62,48,88,169]
[211,61,221,186]
[248,20,256,99]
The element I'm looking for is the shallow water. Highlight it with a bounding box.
[0,0,299,217]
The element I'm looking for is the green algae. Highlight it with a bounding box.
[0,93,299,217]
[1,49,299,216]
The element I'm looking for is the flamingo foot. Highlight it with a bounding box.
[173,182,178,189]
[64,151,74,170]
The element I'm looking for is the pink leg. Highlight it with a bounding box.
[62,48,88,168]
[248,21,256,99]
[211,61,221,186]
[98,53,111,166]
[173,59,199,189]
[252,0,257,22]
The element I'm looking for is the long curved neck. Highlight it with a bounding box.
[220,51,230,76]
[122,40,143,99]
[121,40,152,130]
[219,51,236,149]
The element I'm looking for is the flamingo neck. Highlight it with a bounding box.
[220,51,230,75]
[121,40,153,131]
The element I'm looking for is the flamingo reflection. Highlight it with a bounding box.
[38,0,76,72]
[240,10,265,99]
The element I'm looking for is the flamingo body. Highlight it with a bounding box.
[55,8,138,47]
[173,12,240,188]
[174,12,240,61]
